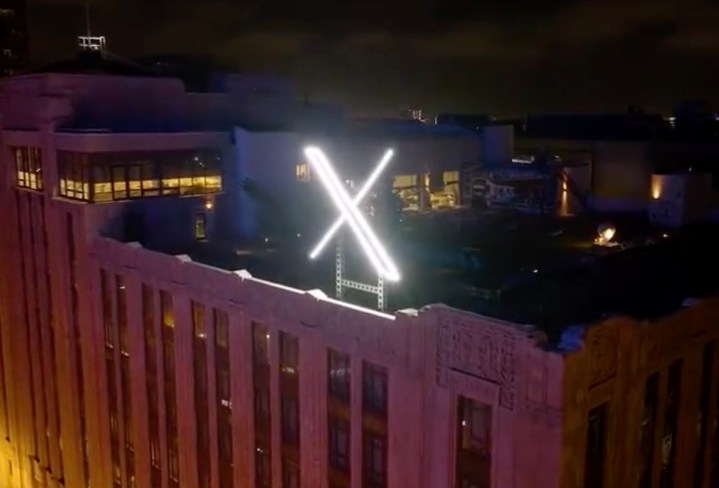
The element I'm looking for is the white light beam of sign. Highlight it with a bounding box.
[304,147,400,282]
[309,148,394,260]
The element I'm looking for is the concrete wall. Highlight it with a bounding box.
[230,128,301,239]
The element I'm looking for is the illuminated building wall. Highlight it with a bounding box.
[1,152,719,488]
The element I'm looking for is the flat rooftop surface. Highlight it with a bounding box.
[168,209,719,341]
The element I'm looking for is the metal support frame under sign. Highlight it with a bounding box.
[335,233,386,311]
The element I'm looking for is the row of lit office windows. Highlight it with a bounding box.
[12,147,223,201]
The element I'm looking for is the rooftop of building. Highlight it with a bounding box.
[135,210,719,343]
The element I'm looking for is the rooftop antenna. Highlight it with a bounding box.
[78,2,106,52]
[85,2,91,38]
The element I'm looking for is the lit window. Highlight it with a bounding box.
[194,214,207,241]
[14,147,44,191]
[296,163,311,182]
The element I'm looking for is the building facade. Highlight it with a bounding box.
[0,70,719,488]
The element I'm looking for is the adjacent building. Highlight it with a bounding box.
[1,57,719,488]
[0,0,28,76]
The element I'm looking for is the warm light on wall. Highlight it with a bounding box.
[651,177,663,200]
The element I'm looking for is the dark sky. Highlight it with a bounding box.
[25,0,719,115]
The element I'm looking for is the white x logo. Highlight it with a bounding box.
[304,146,401,282]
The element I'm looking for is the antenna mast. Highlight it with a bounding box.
[78,2,106,52]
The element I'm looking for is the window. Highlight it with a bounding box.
[329,416,350,472]
[363,433,387,487]
[460,480,483,488]
[194,213,207,241]
[328,350,350,403]
[660,360,682,488]
[363,362,387,417]
[14,147,43,190]
[143,285,161,487]
[256,448,271,488]
[101,270,121,486]
[58,150,222,203]
[280,332,299,375]
[67,214,90,487]
[215,313,233,488]
[58,152,89,200]
[458,397,491,457]
[161,291,179,488]
[253,321,272,488]
[282,459,300,488]
[296,163,310,182]
[253,322,270,365]
[639,374,659,488]
[101,271,114,348]
[695,343,714,487]
[168,439,179,487]
[584,404,607,488]
[281,397,299,445]
[192,302,210,488]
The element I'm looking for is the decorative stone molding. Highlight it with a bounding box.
[435,310,524,411]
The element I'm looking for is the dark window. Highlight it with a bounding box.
[281,396,299,445]
[256,448,271,488]
[142,284,160,473]
[67,213,89,487]
[253,321,271,488]
[639,374,659,488]
[460,480,483,488]
[660,360,682,488]
[280,332,299,375]
[101,269,121,487]
[282,458,300,488]
[458,397,491,457]
[193,302,210,488]
[214,310,233,488]
[253,322,270,365]
[695,343,714,487]
[14,147,43,190]
[363,362,387,417]
[328,350,350,403]
[329,416,350,472]
[363,433,387,488]
[584,403,607,488]
[161,291,179,487]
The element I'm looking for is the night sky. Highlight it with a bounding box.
[26,0,719,116]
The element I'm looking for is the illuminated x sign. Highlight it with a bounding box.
[304,146,400,282]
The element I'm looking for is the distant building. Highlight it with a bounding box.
[515,111,719,217]
[0,0,28,76]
